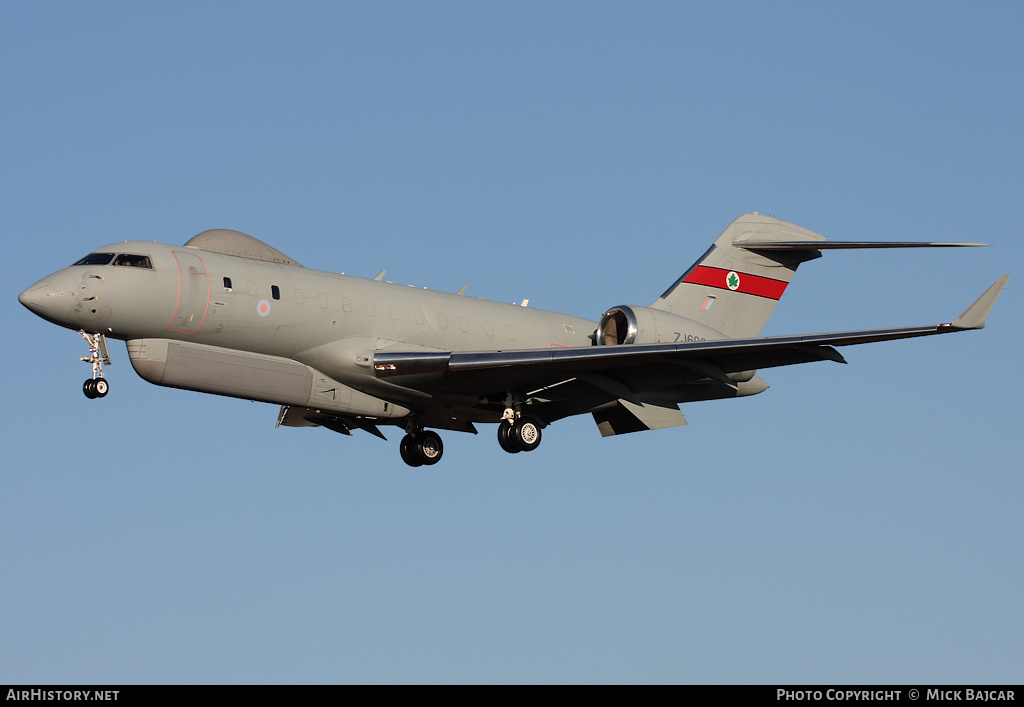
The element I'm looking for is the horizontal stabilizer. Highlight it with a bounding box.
[951,275,1010,330]
[735,240,988,250]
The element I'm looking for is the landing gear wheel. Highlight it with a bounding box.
[83,378,109,399]
[400,431,444,467]
[511,416,542,452]
[497,420,520,454]
[400,434,424,467]
[416,431,444,466]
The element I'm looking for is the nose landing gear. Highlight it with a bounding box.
[79,330,111,399]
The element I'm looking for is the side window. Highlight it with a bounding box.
[112,254,153,269]
[271,285,280,300]
[223,277,232,291]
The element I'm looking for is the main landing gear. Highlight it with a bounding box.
[80,330,111,399]
[397,404,545,467]
[400,429,444,467]
[497,410,543,454]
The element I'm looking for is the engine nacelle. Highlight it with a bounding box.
[596,305,726,346]
[596,306,756,384]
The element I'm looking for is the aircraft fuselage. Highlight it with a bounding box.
[19,239,598,424]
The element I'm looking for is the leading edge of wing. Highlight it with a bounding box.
[734,240,989,250]
[373,276,1009,384]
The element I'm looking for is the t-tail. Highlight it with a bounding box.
[651,213,987,339]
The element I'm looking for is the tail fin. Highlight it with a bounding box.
[651,213,825,338]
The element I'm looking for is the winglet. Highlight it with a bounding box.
[951,275,1010,330]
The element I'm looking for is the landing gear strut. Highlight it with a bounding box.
[400,429,444,467]
[80,330,110,399]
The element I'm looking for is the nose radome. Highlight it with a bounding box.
[20,271,79,324]
[19,278,54,314]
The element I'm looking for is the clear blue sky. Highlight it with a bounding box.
[2,1,1021,684]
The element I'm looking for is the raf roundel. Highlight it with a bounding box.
[726,271,741,291]
[257,299,271,317]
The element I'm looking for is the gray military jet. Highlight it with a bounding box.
[19,213,1008,466]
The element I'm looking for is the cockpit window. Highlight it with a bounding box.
[74,253,116,266]
[113,253,153,269]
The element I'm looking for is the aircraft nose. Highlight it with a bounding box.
[19,271,79,323]
[19,278,54,314]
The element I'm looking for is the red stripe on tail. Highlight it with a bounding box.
[682,266,788,300]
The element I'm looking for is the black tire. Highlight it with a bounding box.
[83,379,97,399]
[93,378,109,398]
[416,431,444,466]
[497,420,520,454]
[512,416,542,452]
[400,434,423,467]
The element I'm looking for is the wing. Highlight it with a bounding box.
[371,276,1009,416]
[734,240,988,250]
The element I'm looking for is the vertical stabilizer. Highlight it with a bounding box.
[651,213,825,338]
